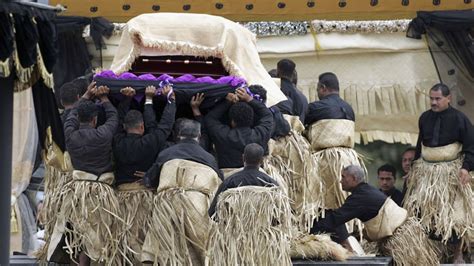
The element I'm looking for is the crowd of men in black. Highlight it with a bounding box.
[59,59,421,246]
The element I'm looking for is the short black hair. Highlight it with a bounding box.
[430,83,450,97]
[60,82,79,105]
[318,72,339,92]
[377,164,397,179]
[277,59,296,79]
[77,100,98,123]
[268,69,278,78]
[402,147,416,156]
[244,143,264,165]
[248,85,267,103]
[229,102,254,127]
[123,110,143,129]
[177,118,201,139]
[71,77,90,96]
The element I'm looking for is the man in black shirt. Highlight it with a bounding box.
[64,85,118,176]
[310,165,385,247]
[277,59,308,123]
[311,165,439,265]
[205,88,273,169]
[208,143,279,217]
[113,85,176,186]
[305,72,355,125]
[405,83,473,264]
[377,164,403,206]
[144,118,222,187]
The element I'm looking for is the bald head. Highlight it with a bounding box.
[243,143,264,166]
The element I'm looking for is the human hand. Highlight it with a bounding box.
[96,85,110,102]
[162,85,175,101]
[236,87,252,103]
[459,168,472,185]
[120,86,136,98]
[191,93,205,109]
[225,93,239,103]
[145,86,156,100]
[82,81,97,99]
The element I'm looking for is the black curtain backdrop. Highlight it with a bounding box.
[407,10,474,105]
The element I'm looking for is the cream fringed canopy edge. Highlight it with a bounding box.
[110,13,287,107]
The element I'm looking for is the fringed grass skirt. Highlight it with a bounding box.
[116,183,155,265]
[35,165,72,262]
[53,173,122,264]
[379,217,441,266]
[142,188,210,265]
[207,186,292,266]
[404,157,473,243]
[264,132,324,232]
[312,147,366,210]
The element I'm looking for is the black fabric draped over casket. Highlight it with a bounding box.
[94,77,241,118]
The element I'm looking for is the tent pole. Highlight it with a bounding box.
[0,76,14,264]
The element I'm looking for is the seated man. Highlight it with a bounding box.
[142,119,222,265]
[112,85,176,264]
[208,143,279,217]
[56,84,120,264]
[311,165,439,265]
[204,88,273,169]
[377,164,403,206]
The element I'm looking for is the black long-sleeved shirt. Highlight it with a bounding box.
[270,101,291,139]
[64,99,119,176]
[144,138,222,187]
[415,106,474,171]
[205,100,273,168]
[280,78,308,123]
[381,187,403,207]
[310,183,386,242]
[208,166,279,217]
[305,94,355,126]
[113,101,176,185]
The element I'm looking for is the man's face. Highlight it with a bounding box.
[378,171,395,192]
[430,89,451,112]
[402,151,415,174]
[341,170,356,192]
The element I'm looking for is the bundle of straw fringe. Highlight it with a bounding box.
[54,171,122,264]
[207,186,293,265]
[404,153,473,243]
[379,217,441,266]
[208,186,350,264]
[263,115,324,232]
[35,164,72,261]
[116,182,155,265]
[142,159,221,265]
